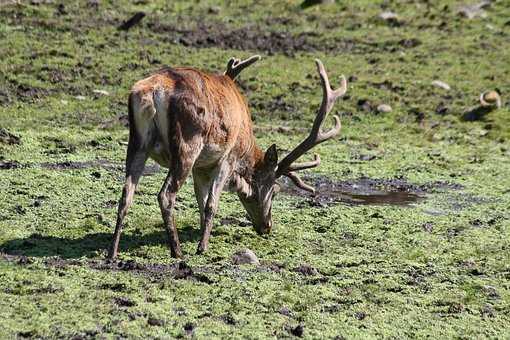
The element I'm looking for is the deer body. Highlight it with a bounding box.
[108,56,347,259]
[130,68,260,170]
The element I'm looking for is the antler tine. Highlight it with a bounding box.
[224,55,261,80]
[287,154,321,172]
[315,59,347,118]
[284,172,316,193]
[275,59,347,181]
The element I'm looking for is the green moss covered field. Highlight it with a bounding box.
[1,1,509,338]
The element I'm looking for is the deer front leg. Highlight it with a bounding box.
[196,161,232,254]
[108,150,148,260]
[192,169,210,231]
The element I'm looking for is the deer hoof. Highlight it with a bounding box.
[171,248,183,259]
[107,249,118,261]
[196,242,208,255]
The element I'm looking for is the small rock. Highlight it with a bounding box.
[93,89,110,96]
[232,249,259,265]
[458,1,491,19]
[378,11,399,21]
[376,104,392,113]
[377,11,402,25]
[75,95,86,101]
[431,80,451,91]
[357,154,377,161]
[480,90,501,108]
[208,6,221,14]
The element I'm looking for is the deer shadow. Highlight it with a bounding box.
[0,224,203,259]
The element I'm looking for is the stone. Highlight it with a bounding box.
[431,80,451,91]
[378,11,399,21]
[376,104,392,113]
[93,89,110,96]
[232,249,259,265]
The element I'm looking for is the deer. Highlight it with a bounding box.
[108,55,347,259]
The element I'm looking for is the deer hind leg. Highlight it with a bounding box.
[108,91,153,260]
[108,138,148,260]
[158,140,201,258]
[196,160,232,254]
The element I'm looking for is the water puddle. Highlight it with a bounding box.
[280,176,428,206]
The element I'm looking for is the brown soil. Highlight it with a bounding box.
[148,21,422,56]
[38,159,160,176]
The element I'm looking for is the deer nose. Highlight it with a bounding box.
[260,221,272,234]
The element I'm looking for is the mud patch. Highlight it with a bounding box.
[40,159,122,171]
[280,176,430,206]
[14,84,51,102]
[149,21,422,56]
[0,159,21,170]
[114,296,137,307]
[0,128,21,145]
[90,259,214,283]
[38,159,160,176]
[0,254,211,284]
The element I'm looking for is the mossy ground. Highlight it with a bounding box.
[1,1,509,338]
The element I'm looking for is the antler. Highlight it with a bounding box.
[224,55,261,80]
[276,59,347,193]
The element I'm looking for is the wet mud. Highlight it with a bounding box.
[279,176,461,207]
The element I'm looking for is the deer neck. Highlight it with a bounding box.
[231,141,264,196]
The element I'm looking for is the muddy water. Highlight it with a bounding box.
[326,190,423,206]
[279,176,426,206]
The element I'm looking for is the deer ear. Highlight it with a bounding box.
[264,144,278,168]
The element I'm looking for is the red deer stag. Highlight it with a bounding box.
[108,56,347,259]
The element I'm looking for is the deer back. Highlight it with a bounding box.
[130,67,257,167]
